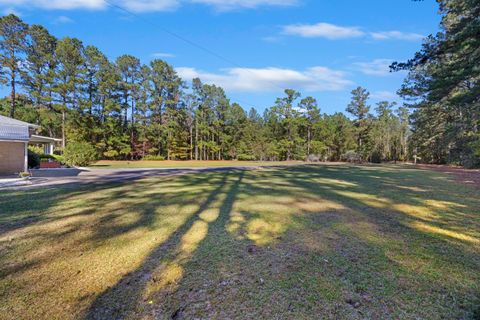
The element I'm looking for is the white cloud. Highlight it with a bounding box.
[371,91,398,101]
[176,66,353,92]
[353,59,394,76]
[0,0,296,12]
[151,52,175,58]
[0,0,105,10]
[53,15,75,24]
[191,0,298,11]
[283,22,365,39]
[121,0,179,12]
[281,22,425,42]
[370,31,424,41]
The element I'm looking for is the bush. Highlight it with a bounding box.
[40,154,65,163]
[63,142,97,167]
[342,150,362,163]
[39,154,55,160]
[19,171,30,178]
[28,145,44,155]
[370,150,382,164]
[142,155,165,161]
[28,149,40,169]
[237,154,256,161]
[307,154,320,162]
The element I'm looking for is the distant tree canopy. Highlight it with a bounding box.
[2,12,455,164]
[392,0,480,167]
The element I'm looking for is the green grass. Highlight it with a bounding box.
[90,160,304,169]
[1,164,479,319]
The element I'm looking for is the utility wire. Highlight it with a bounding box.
[101,0,286,108]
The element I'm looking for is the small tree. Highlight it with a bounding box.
[63,142,97,167]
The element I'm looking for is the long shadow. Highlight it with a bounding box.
[150,171,246,318]
[83,172,245,319]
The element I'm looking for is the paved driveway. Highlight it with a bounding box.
[3,166,260,189]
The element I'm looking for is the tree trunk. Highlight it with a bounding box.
[195,118,199,160]
[10,71,16,118]
[62,109,66,149]
[307,127,311,155]
[190,126,193,160]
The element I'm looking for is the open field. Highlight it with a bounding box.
[1,164,479,319]
[91,160,306,169]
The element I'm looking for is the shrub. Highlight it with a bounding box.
[307,154,320,162]
[39,154,65,163]
[237,154,256,161]
[63,142,97,167]
[19,171,30,178]
[28,145,44,155]
[142,155,165,161]
[28,149,40,169]
[370,150,382,164]
[342,150,362,163]
[39,154,55,160]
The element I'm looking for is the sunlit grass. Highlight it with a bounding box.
[0,164,479,319]
[91,160,305,169]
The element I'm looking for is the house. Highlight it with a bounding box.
[0,115,60,175]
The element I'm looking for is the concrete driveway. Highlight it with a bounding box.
[2,166,260,189]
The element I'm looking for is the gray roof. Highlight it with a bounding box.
[0,115,39,141]
[0,115,39,128]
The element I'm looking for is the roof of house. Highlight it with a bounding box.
[0,115,39,128]
[0,115,39,142]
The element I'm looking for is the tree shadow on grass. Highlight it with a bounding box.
[83,171,245,319]
[2,165,479,319]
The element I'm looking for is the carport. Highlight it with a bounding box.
[0,115,39,175]
[0,115,60,175]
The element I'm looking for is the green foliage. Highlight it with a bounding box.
[27,149,40,168]
[237,154,256,161]
[142,155,165,161]
[0,14,418,165]
[39,154,64,163]
[393,0,479,166]
[342,150,361,163]
[18,171,30,178]
[63,142,97,167]
[28,145,44,155]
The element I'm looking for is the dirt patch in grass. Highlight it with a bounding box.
[417,164,480,189]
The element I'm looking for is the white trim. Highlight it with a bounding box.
[24,142,28,173]
[0,139,29,143]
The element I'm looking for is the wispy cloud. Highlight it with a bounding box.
[176,66,354,93]
[0,0,105,10]
[371,90,398,101]
[121,0,179,12]
[53,15,75,24]
[151,52,176,58]
[353,59,395,76]
[281,22,424,42]
[0,0,297,12]
[283,22,365,39]
[191,0,298,11]
[370,31,424,41]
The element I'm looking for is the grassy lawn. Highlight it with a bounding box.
[1,164,479,319]
[90,160,305,169]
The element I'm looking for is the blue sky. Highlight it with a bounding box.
[1,0,440,114]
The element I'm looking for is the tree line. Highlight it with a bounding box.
[1,14,411,162]
[392,0,479,167]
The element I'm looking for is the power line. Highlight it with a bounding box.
[101,0,286,108]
